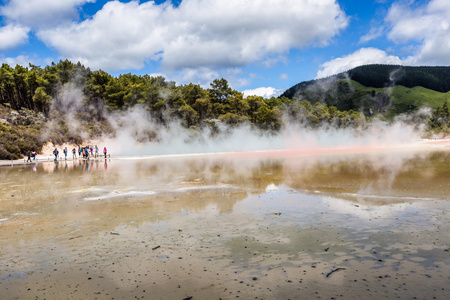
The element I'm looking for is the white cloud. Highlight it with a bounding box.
[0,24,29,50]
[0,0,95,28]
[280,73,289,80]
[413,31,450,65]
[2,55,34,67]
[316,48,403,78]
[317,0,450,80]
[172,67,220,88]
[261,55,288,68]
[38,1,168,71]
[386,0,450,65]
[242,87,283,98]
[359,26,384,44]
[36,0,348,73]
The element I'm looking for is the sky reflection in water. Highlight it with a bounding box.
[1,150,450,299]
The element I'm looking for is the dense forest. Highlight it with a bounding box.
[0,60,366,160]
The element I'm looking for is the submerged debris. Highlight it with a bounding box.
[266,212,282,216]
[326,268,346,278]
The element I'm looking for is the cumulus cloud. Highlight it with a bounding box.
[2,54,34,67]
[316,47,403,78]
[0,24,29,50]
[242,87,283,98]
[415,31,450,65]
[316,0,450,79]
[386,0,450,65]
[0,0,95,28]
[36,0,348,74]
[172,67,220,88]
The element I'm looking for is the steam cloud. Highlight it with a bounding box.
[43,82,427,157]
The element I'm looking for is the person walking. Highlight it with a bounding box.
[53,148,59,161]
[95,145,99,158]
[103,147,107,158]
[72,148,76,160]
[26,150,32,162]
[63,147,68,160]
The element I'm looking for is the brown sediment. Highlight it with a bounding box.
[0,150,449,299]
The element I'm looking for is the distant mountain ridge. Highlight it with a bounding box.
[280,64,450,117]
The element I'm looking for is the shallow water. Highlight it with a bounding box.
[0,149,449,299]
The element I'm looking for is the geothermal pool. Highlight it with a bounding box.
[0,148,449,299]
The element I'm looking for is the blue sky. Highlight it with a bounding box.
[1,0,449,97]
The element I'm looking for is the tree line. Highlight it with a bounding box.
[3,60,448,160]
[0,60,368,159]
[429,101,450,132]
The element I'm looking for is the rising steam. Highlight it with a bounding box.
[43,81,427,157]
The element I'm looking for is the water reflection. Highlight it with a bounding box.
[2,150,450,201]
[1,149,449,299]
[44,159,106,173]
[1,150,449,231]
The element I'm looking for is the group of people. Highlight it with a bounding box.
[26,150,37,162]
[53,145,108,161]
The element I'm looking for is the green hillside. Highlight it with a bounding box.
[389,86,450,116]
[280,65,450,118]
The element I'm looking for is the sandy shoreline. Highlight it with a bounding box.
[0,142,108,166]
[2,138,450,167]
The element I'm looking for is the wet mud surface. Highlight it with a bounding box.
[1,149,449,299]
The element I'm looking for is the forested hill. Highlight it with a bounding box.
[280,64,450,117]
[282,65,450,99]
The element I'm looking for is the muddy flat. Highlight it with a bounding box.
[1,148,449,299]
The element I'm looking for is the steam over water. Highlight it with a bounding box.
[1,149,449,299]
